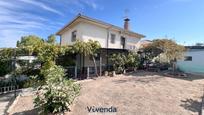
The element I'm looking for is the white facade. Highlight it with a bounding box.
[177,49,204,74]
[60,19,142,50]
[61,23,82,46]
[57,15,145,68]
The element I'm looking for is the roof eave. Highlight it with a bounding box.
[56,14,146,39]
[56,14,82,35]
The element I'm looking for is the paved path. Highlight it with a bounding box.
[0,93,16,115]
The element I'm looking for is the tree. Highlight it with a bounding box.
[47,34,56,44]
[143,39,185,62]
[86,40,101,76]
[34,64,80,114]
[0,48,14,76]
[36,43,67,84]
[143,44,163,61]
[72,40,101,77]
[17,35,44,55]
[143,39,186,72]
[37,44,61,63]
[0,48,14,60]
[0,60,12,76]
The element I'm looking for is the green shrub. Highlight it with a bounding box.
[34,64,80,114]
[109,53,126,73]
[0,60,12,76]
[125,52,140,69]
[109,52,140,73]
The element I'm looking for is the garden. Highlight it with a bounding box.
[0,34,192,114]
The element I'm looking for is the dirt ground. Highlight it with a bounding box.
[9,71,204,115]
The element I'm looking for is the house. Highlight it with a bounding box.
[56,14,145,78]
[177,46,204,74]
[135,40,152,49]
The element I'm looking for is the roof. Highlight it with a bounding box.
[186,46,204,49]
[56,14,145,38]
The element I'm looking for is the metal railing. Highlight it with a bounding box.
[0,85,19,94]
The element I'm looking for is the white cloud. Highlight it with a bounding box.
[60,0,103,12]
[0,1,58,47]
[0,0,103,48]
[19,0,64,16]
[0,30,27,48]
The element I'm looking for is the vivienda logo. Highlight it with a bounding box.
[87,106,117,113]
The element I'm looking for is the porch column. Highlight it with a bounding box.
[75,66,77,79]
[87,67,89,78]
[99,57,102,76]
[106,49,109,71]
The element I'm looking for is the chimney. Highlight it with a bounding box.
[124,18,130,30]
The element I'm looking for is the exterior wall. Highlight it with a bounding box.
[107,30,120,49]
[126,36,141,50]
[60,23,83,46]
[81,22,141,50]
[80,22,108,48]
[177,49,204,74]
[60,21,141,68]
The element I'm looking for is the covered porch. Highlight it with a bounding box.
[58,48,129,79]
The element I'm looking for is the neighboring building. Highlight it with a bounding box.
[135,40,152,49]
[177,46,204,74]
[56,14,145,78]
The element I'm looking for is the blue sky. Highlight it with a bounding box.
[0,0,203,48]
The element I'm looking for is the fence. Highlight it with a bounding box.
[0,85,19,94]
[85,66,107,78]
[65,66,78,79]
[200,87,204,115]
[65,66,107,79]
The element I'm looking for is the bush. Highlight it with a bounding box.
[109,52,140,73]
[34,64,80,114]
[125,52,140,69]
[0,60,12,76]
[109,53,126,73]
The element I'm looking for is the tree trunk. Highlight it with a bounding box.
[172,62,176,75]
[172,58,177,75]
[92,56,98,77]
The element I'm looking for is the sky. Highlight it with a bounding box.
[0,0,204,48]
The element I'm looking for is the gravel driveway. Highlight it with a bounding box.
[9,72,204,115]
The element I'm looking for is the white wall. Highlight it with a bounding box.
[177,49,204,74]
[126,37,141,50]
[61,23,82,46]
[80,22,140,49]
[80,22,107,48]
[61,21,141,50]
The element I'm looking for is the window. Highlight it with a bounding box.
[184,56,192,61]
[121,37,125,49]
[110,34,116,44]
[71,30,77,42]
[130,45,136,50]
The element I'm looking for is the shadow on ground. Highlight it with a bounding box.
[112,71,163,84]
[125,70,204,81]
[176,74,204,81]
[0,92,17,115]
[180,98,202,115]
[12,108,38,115]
